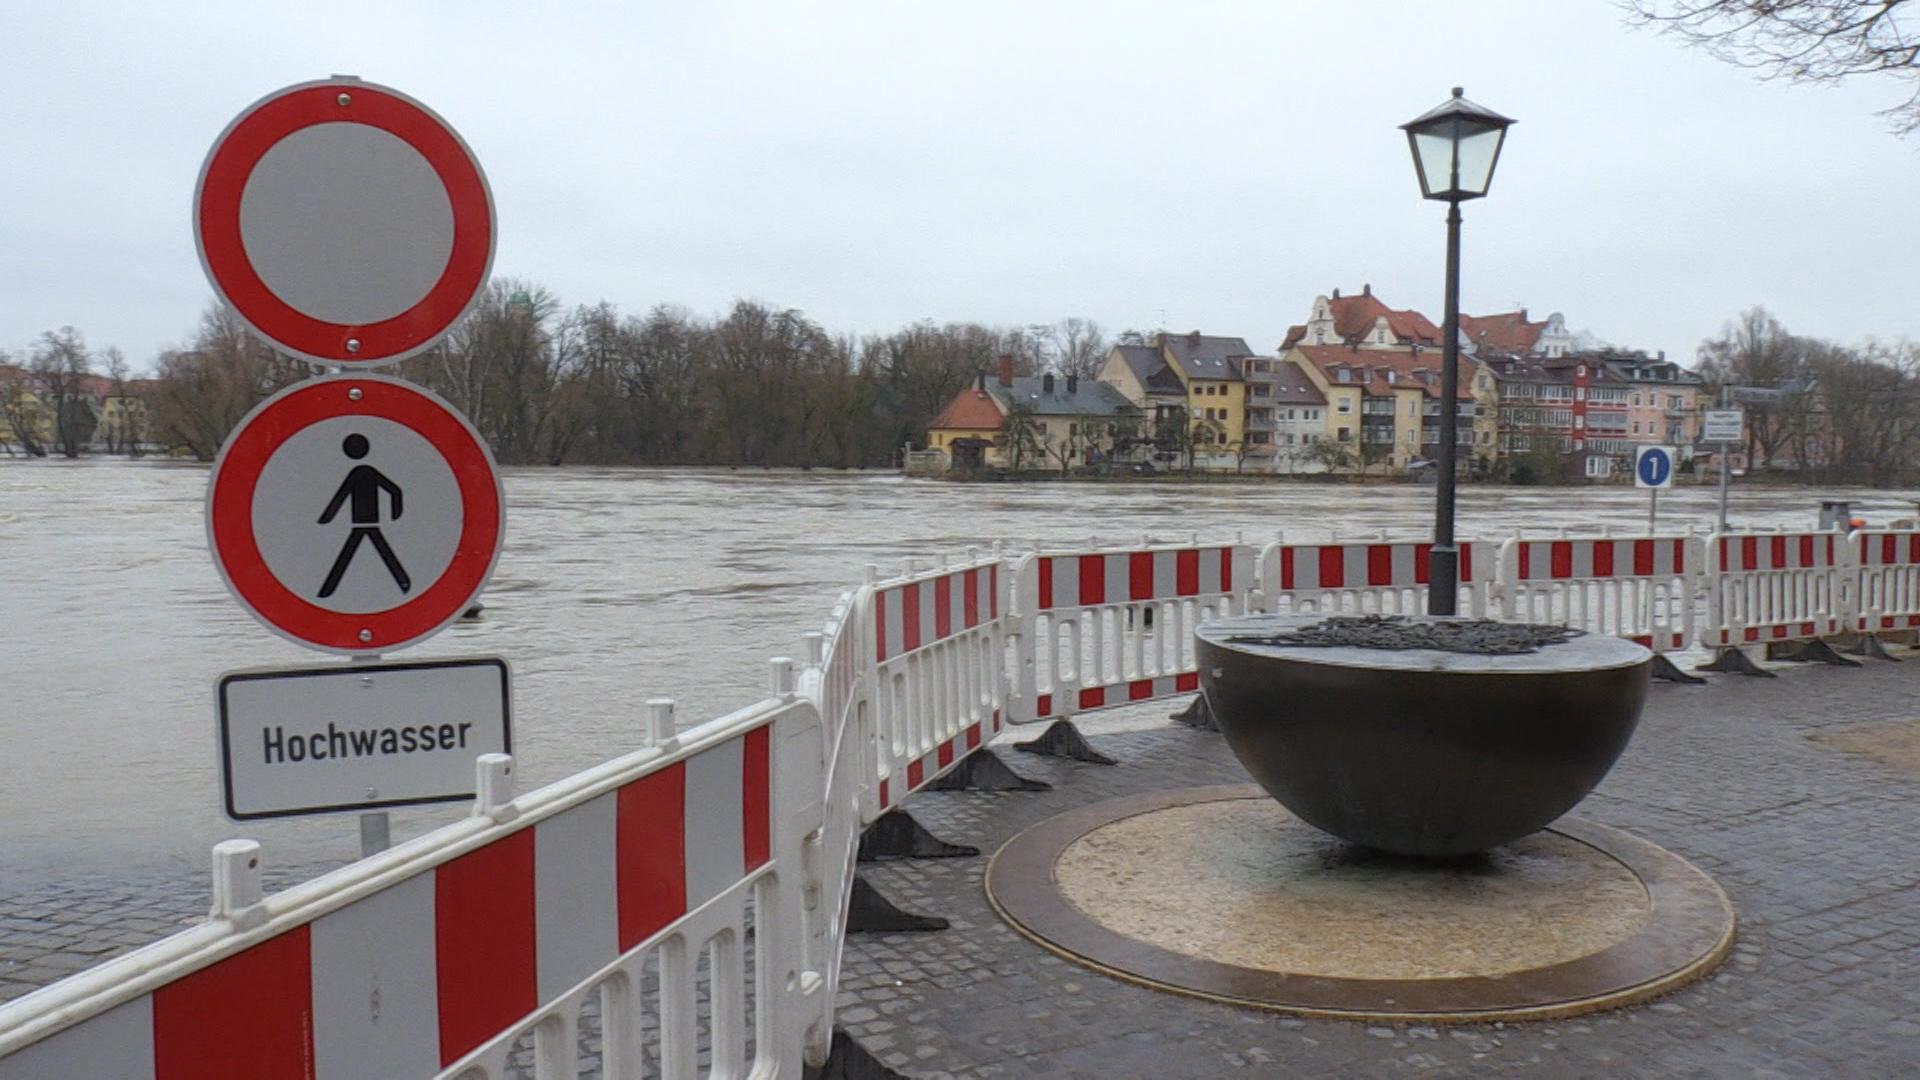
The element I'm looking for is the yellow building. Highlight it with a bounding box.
[1097,331,1255,467]
[1285,345,1483,472]
[928,363,1141,471]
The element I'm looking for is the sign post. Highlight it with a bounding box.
[1635,445,1675,533]
[1703,400,1745,534]
[196,77,502,848]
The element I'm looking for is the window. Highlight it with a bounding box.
[1337,399,1352,414]
[1631,394,1640,407]
[1631,421,1639,434]
[1337,369,1351,383]
[1337,427,1352,442]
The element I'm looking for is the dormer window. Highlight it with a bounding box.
[1385,370,1396,385]
[1337,368,1351,383]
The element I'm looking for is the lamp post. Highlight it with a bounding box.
[1401,87,1514,616]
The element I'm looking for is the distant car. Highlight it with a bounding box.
[1130,461,1158,476]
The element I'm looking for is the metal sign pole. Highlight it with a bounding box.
[1717,385,1731,534]
[352,652,390,858]
[1649,484,1658,535]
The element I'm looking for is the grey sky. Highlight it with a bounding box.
[4,1,1917,372]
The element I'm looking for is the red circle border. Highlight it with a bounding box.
[195,81,494,365]
[208,377,503,653]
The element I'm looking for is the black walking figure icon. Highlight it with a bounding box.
[317,433,411,598]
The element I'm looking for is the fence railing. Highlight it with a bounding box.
[7,525,1919,1077]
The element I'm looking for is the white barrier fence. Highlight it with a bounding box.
[0,690,825,1080]
[1702,532,1850,648]
[864,556,1006,820]
[1257,539,1495,619]
[8,526,1920,1078]
[1007,543,1254,724]
[1498,536,1704,652]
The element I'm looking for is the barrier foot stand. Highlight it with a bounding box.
[1014,719,1119,765]
[1780,639,1862,667]
[804,1030,910,1080]
[1169,695,1219,731]
[857,809,980,862]
[925,749,1052,793]
[847,874,948,934]
[1651,654,1708,684]
[1696,648,1777,678]
[1847,634,1902,662]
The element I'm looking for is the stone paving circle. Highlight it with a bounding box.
[987,783,1735,1022]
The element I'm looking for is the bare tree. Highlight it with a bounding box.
[1045,318,1109,382]
[30,327,98,458]
[148,304,309,460]
[998,403,1044,471]
[1628,1,1920,133]
[1697,306,1805,467]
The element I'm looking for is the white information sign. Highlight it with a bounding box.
[217,657,510,820]
[1703,409,1745,443]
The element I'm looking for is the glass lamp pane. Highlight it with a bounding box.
[1454,127,1505,196]
[1411,131,1455,197]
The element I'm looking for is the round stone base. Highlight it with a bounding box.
[986,785,1735,1022]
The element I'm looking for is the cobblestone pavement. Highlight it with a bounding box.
[3,659,1918,1077]
[840,659,1920,1078]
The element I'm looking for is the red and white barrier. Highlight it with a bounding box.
[1500,535,1704,651]
[1851,530,1920,633]
[1256,539,1494,618]
[1701,532,1850,648]
[0,695,824,1080]
[1008,543,1253,723]
[866,557,1004,819]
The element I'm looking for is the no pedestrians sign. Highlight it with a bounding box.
[206,375,504,655]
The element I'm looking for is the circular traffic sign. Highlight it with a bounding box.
[194,78,495,366]
[207,375,504,654]
[1636,446,1674,488]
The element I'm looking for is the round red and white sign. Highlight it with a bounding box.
[207,375,504,654]
[194,78,495,366]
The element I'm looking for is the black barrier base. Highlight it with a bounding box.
[925,749,1051,793]
[1697,648,1777,678]
[1014,719,1118,765]
[1651,654,1708,685]
[1847,634,1903,662]
[846,875,948,934]
[857,809,979,862]
[1169,695,1219,731]
[1780,639,1863,667]
[804,1030,909,1080]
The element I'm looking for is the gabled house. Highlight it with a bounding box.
[929,357,1141,471]
[1285,344,1482,472]
[1096,330,1254,465]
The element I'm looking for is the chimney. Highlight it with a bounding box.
[1332,287,1341,299]
[1362,283,1371,296]
[1043,373,1056,394]
[1067,375,1079,394]
[1658,349,1666,362]
[976,370,986,392]
[1188,330,1202,348]
[1519,308,1528,322]
[998,354,1014,387]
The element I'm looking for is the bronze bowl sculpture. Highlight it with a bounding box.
[1195,613,1651,858]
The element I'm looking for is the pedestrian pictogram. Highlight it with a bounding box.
[207,375,503,655]
[193,77,495,366]
[318,434,412,598]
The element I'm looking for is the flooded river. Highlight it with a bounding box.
[2,460,1911,884]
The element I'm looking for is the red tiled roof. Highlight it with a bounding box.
[929,388,1005,432]
[1290,345,1477,400]
[1329,293,1442,346]
[1459,311,1545,354]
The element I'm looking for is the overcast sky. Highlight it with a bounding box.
[4,1,1917,372]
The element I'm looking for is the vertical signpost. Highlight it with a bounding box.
[1635,445,1675,533]
[1702,403,1746,534]
[195,78,503,854]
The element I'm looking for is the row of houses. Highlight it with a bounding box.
[927,285,1711,476]
[0,365,155,456]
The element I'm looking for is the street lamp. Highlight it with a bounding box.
[1401,87,1514,616]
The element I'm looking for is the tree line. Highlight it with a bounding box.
[3,282,1115,467]
[1697,306,1920,485]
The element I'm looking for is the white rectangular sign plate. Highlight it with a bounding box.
[217,657,511,821]
[1703,409,1744,443]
